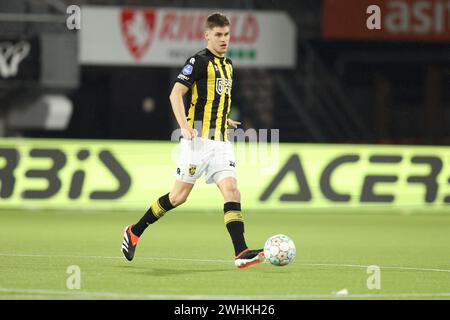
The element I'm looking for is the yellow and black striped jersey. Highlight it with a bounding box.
[175,48,233,141]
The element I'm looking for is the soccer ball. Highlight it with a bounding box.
[264,234,296,266]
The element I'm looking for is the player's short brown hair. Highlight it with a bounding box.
[205,12,230,30]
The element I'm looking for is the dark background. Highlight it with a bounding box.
[1,0,449,145]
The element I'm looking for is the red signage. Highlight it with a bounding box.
[119,9,260,61]
[120,9,156,60]
[323,0,450,42]
[158,11,259,43]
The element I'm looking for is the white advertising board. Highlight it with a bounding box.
[79,6,296,68]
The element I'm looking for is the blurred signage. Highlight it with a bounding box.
[323,0,450,42]
[79,6,296,68]
[0,139,449,211]
[0,37,40,83]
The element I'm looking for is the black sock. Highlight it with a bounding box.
[224,202,248,256]
[131,193,175,237]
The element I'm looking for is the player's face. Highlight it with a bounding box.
[205,26,230,56]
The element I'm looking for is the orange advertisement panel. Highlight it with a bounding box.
[323,0,450,42]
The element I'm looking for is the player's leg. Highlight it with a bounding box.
[132,180,194,235]
[216,175,264,268]
[216,175,245,253]
[122,135,206,261]
[121,180,194,261]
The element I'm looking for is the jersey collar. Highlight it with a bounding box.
[206,48,226,60]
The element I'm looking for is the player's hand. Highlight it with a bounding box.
[181,127,198,140]
[227,118,241,129]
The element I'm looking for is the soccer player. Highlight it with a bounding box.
[121,12,264,269]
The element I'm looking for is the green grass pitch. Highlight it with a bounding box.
[0,208,449,300]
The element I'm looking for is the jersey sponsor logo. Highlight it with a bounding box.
[216,78,224,95]
[216,78,232,95]
[120,9,157,60]
[182,64,193,75]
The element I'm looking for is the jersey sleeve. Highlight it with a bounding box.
[174,56,206,89]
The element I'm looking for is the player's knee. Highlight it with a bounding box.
[234,188,241,202]
[169,192,189,207]
[227,187,240,202]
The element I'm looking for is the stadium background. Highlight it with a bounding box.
[0,0,449,300]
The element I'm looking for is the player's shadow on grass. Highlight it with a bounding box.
[145,268,230,276]
[116,266,230,276]
[259,269,298,274]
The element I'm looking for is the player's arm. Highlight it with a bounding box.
[169,82,197,139]
[171,56,205,139]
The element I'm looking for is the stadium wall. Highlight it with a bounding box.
[0,138,449,211]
